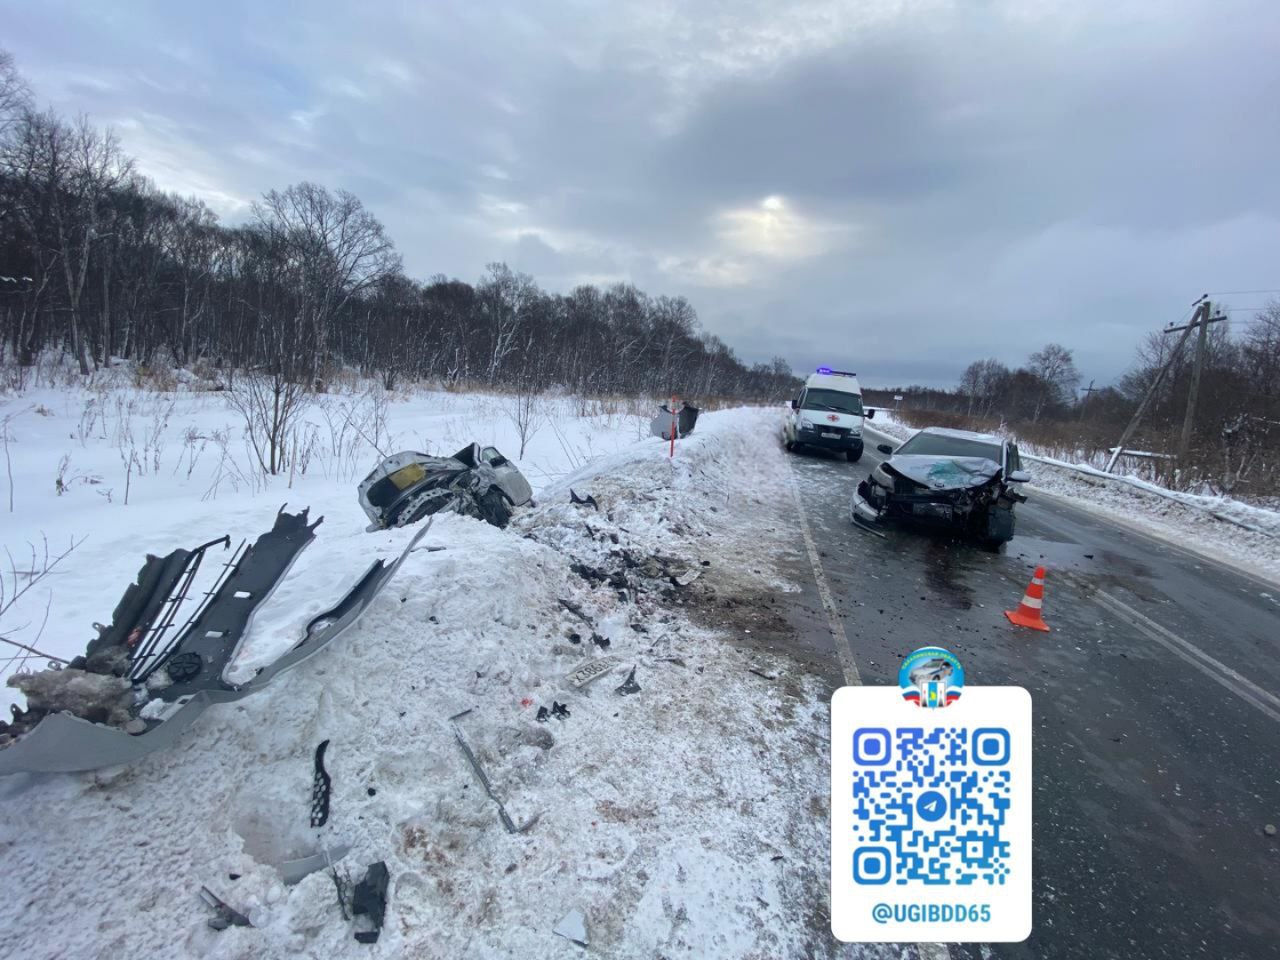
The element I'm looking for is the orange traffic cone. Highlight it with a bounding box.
[1005,566,1050,632]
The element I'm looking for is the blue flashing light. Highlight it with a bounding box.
[816,366,832,375]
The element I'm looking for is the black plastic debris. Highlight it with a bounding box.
[615,668,641,695]
[200,886,252,931]
[351,861,389,944]
[558,598,591,622]
[311,740,332,828]
[569,489,600,511]
[536,706,550,722]
[592,633,610,649]
[567,632,582,645]
[551,701,570,720]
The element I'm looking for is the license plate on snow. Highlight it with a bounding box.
[565,655,621,688]
[821,431,841,439]
[913,502,953,520]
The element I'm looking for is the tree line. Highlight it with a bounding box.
[0,51,797,402]
[864,317,1279,498]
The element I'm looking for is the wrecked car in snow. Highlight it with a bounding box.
[0,508,428,775]
[852,427,1030,547]
[358,443,533,530]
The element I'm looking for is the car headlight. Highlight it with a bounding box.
[871,464,892,488]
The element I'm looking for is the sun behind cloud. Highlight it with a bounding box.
[715,194,850,260]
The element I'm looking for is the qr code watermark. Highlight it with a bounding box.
[851,726,1012,886]
[831,687,1032,942]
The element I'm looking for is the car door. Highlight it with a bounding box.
[479,446,533,505]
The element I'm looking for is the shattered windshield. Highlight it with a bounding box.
[896,433,1002,462]
[802,388,863,415]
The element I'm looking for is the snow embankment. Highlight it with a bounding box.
[866,411,1280,584]
[0,404,848,960]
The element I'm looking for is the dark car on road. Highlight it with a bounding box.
[852,427,1031,547]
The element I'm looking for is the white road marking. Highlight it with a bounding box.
[1062,573,1280,726]
[785,458,860,686]
[787,457,953,960]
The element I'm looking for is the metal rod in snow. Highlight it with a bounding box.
[669,395,677,458]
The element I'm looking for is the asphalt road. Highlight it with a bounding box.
[783,432,1280,960]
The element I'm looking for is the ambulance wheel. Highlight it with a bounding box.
[846,449,862,462]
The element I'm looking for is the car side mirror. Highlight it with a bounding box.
[876,443,894,455]
[1008,470,1031,483]
[790,400,798,410]
[864,408,875,419]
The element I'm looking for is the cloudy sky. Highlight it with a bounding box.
[5,0,1279,386]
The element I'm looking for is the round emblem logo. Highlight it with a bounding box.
[898,646,964,708]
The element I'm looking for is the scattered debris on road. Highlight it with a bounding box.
[569,489,599,511]
[566,655,620,688]
[199,886,252,931]
[350,861,389,944]
[553,908,589,946]
[615,667,641,695]
[451,722,537,834]
[310,739,332,828]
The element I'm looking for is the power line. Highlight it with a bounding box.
[1205,288,1280,296]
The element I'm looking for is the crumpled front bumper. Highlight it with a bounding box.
[851,479,883,523]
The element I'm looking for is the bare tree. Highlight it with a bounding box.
[0,49,31,137]
[1028,343,1081,421]
[0,535,83,668]
[44,115,134,374]
[959,358,1010,417]
[253,183,400,378]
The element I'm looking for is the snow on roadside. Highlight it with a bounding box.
[0,383,649,703]
[866,410,1280,585]
[0,403,875,960]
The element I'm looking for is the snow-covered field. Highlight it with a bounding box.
[0,380,871,959]
[867,411,1280,585]
[0,380,652,694]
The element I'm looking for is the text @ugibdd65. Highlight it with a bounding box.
[871,903,992,924]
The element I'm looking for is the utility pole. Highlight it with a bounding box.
[1078,380,1097,420]
[1105,298,1207,473]
[1175,302,1225,464]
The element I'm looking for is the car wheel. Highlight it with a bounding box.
[476,488,515,528]
[846,448,862,463]
[784,440,796,452]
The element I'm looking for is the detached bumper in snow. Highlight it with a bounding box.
[0,515,429,776]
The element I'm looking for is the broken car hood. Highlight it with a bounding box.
[886,455,1001,491]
